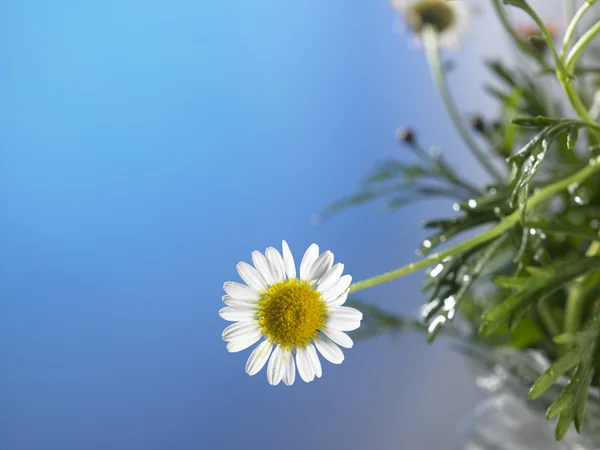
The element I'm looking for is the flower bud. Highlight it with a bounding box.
[396,128,416,145]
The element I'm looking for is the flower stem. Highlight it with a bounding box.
[350,157,600,293]
[490,0,550,70]
[421,27,504,182]
[538,297,561,338]
[560,0,594,60]
[559,7,600,128]
[564,242,600,334]
[560,9,600,336]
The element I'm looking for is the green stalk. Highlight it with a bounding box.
[561,13,600,335]
[538,297,561,338]
[350,157,600,293]
[421,27,504,182]
[491,0,550,69]
[564,242,600,334]
[560,0,595,60]
[559,11,600,128]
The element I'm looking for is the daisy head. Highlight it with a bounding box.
[392,0,473,50]
[220,241,362,386]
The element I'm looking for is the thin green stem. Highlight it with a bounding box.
[421,27,503,182]
[564,242,600,334]
[565,18,600,76]
[561,0,594,60]
[560,18,600,133]
[504,0,568,76]
[561,11,600,336]
[350,157,600,293]
[491,0,550,69]
[538,297,561,338]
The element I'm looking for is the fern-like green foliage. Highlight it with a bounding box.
[322,0,600,438]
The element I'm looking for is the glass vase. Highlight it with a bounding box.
[457,346,600,450]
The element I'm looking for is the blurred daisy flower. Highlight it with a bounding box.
[392,0,473,50]
[220,241,362,386]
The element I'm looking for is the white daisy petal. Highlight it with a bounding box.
[306,251,334,283]
[295,347,314,383]
[317,263,344,292]
[328,306,363,322]
[267,346,285,386]
[393,0,471,51]
[327,318,361,332]
[265,247,285,283]
[222,321,259,341]
[323,326,353,349]
[299,244,319,280]
[221,240,357,385]
[245,340,273,376]
[281,240,296,279]
[252,251,275,285]
[226,330,262,353]
[219,306,256,322]
[325,290,349,308]
[282,350,296,386]
[321,274,352,303]
[237,261,268,292]
[223,281,258,300]
[314,335,344,364]
[222,295,257,308]
[305,343,323,378]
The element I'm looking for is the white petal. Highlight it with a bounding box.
[295,347,315,383]
[306,251,334,282]
[222,295,257,308]
[245,340,273,376]
[223,281,258,300]
[299,244,319,280]
[325,290,348,307]
[222,321,259,341]
[236,262,268,292]
[282,240,296,279]
[267,346,285,386]
[326,318,361,332]
[314,336,344,364]
[226,330,262,353]
[317,263,344,292]
[265,247,285,282]
[219,306,256,322]
[252,251,275,285]
[282,350,296,386]
[328,306,363,322]
[321,275,352,303]
[305,343,322,378]
[323,326,353,349]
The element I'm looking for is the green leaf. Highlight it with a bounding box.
[524,220,600,241]
[511,116,562,127]
[486,60,517,86]
[529,352,579,399]
[534,307,600,440]
[506,317,544,347]
[480,257,600,334]
[494,275,533,290]
[567,126,579,152]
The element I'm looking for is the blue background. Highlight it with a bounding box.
[0,1,507,449]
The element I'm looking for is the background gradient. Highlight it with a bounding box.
[1,1,562,449]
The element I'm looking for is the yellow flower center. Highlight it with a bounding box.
[255,279,327,351]
[406,0,456,33]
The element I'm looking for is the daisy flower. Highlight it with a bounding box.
[219,241,362,386]
[392,0,473,50]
